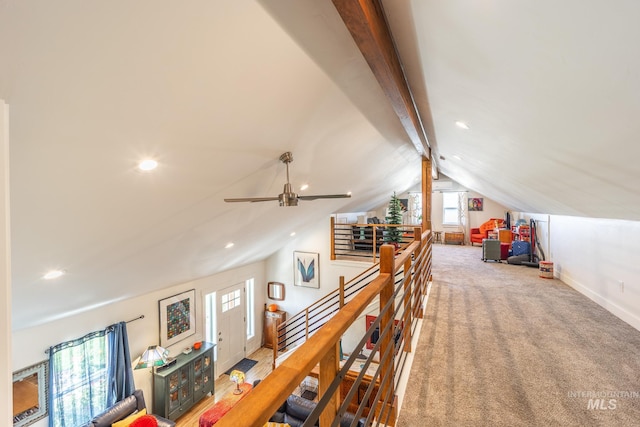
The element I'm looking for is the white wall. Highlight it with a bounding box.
[1,100,12,427]
[12,260,265,427]
[550,215,640,331]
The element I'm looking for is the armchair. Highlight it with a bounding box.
[470,218,506,246]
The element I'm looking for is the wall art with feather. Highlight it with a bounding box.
[293,251,319,289]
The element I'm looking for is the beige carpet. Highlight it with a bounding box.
[397,244,640,426]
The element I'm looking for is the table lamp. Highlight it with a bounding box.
[229,370,245,394]
[134,345,169,371]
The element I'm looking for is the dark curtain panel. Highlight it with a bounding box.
[107,321,135,406]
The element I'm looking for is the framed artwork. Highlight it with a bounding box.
[293,251,319,288]
[468,198,483,211]
[159,289,196,347]
[13,361,48,427]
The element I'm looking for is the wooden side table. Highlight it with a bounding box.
[444,231,464,245]
[432,231,442,244]
[263,310,286,349]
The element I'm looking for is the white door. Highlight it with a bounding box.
[216,283,246,374]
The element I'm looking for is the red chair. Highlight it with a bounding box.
[470,218,505,246]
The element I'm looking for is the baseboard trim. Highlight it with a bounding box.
[561,272,640,332]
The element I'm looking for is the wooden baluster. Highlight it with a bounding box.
[318,342,340,427]
[403,252,412,353]
[372,224,377,261]
[339,276,345,308]
[272,320,278,371]
[330,216,336,260]
[379,244,396,418]
[305,308,309,340]
[414,227,424,320]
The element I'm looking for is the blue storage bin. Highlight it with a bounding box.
[512,241,530,256]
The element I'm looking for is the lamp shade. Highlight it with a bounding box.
[229,370,245,384]
[135,345,169,369]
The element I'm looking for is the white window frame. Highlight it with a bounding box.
[442,192,461,225]
[246,278,255,339]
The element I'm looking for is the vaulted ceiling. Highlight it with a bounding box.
[3,0,639,330]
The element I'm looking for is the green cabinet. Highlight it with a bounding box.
[153,342,215,420]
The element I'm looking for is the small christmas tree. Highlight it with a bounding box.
[385,192,403,245]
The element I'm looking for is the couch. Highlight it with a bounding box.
[89,389,175,427]
[470,218,505,246]
[270,394,366,427]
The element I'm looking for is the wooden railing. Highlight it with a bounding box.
[217,229,432,427]
[271,263,381,367]
[331,217,418,262]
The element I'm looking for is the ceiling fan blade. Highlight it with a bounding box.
[224,197,280,203]
[298,194,352,201]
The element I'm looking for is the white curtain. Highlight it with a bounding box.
[458,193,470,243]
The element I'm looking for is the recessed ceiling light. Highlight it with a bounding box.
[300,184,309,191]
[453,155,462,160]
[225,242,234,249]
[138,159,158,171]
[290,232,296,237]
[455,121,470,130]
[43,270,65,280]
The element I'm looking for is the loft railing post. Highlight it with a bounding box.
[339,276,345,308]
[379,244,396,412]
[422,156,432,234]
[420,230,432,318]
[414,227,424,320]
[305,308,309,341]
[372,224,377,261]
[272,321,278,370]
[318,341,340,426]
[403,252,413,353]
[330,216,336,260]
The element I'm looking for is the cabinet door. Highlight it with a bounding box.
[202,350,214,394]
[179,365,192,403]
[167,371,181,414]
[193,356,204,394]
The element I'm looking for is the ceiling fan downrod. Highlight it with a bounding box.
[279,152,297,206]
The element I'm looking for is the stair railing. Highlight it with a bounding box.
[217,228,432,427]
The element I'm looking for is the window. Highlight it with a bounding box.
[50,335,109,427]
[205,291,217,361]
[246,278,255,339]
[221,289,241,312]
[443,192,461,225]
[48,323,133,427]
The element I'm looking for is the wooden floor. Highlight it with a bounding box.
[174,347,274,426]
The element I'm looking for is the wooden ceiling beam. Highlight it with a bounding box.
[332,0,430,158]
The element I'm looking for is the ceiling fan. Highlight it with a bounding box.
[224,152,351,207]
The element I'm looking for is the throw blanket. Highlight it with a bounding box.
[199,383,253,427]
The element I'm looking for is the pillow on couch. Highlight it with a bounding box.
[112,409,147,427]
[130,414,158,427]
